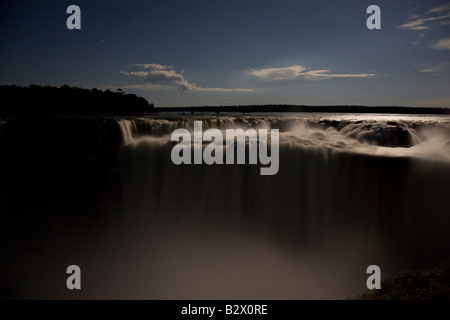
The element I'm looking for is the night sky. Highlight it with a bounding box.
[1,0,449,107]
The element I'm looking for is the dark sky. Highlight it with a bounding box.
[1,0,449,107]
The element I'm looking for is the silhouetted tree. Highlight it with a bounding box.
[0,85,156,117]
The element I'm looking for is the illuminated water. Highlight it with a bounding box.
[1,113,449,299]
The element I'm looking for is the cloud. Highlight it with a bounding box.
[251,65,307,81]
[195,87,253,92]
[251,65,375,81]
[121,64,253,92]
[427,3,450,15]
[120,65,192,90]
[433,38,450,50]
[120,84,173,91]
[419,66,442,73]
[398,4,450,31]
[131,63,171,70]
[412,62,449,74]
[397,14,450,30]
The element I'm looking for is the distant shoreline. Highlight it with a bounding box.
[156,105,450,115]
[1,85,448,116]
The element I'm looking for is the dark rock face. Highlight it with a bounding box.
[0,117,123,217]
[351,125,416,147]
[0,117,124,299]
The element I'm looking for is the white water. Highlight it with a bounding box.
[94,113,450,299]
[4,113,448,299]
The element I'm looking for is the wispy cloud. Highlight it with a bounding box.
[121,64,253,92]
[251,65,375,81]
[130,63,171,70]
[412,61,450,74]
[120,84,173,91]
[433,38,450,50]
[120,64,195,91]
[398,4,450,31]
[195,87,253,92]
[419,66,442,73]
[427,3,450,15]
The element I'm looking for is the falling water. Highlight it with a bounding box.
[1,113,449,299]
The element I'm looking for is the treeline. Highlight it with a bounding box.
[0,85,155,117]
[156,104,450,115]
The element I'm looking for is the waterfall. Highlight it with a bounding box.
[103,115,450,298]
[1,114,449,299]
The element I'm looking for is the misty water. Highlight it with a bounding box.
[1,113,449,299]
